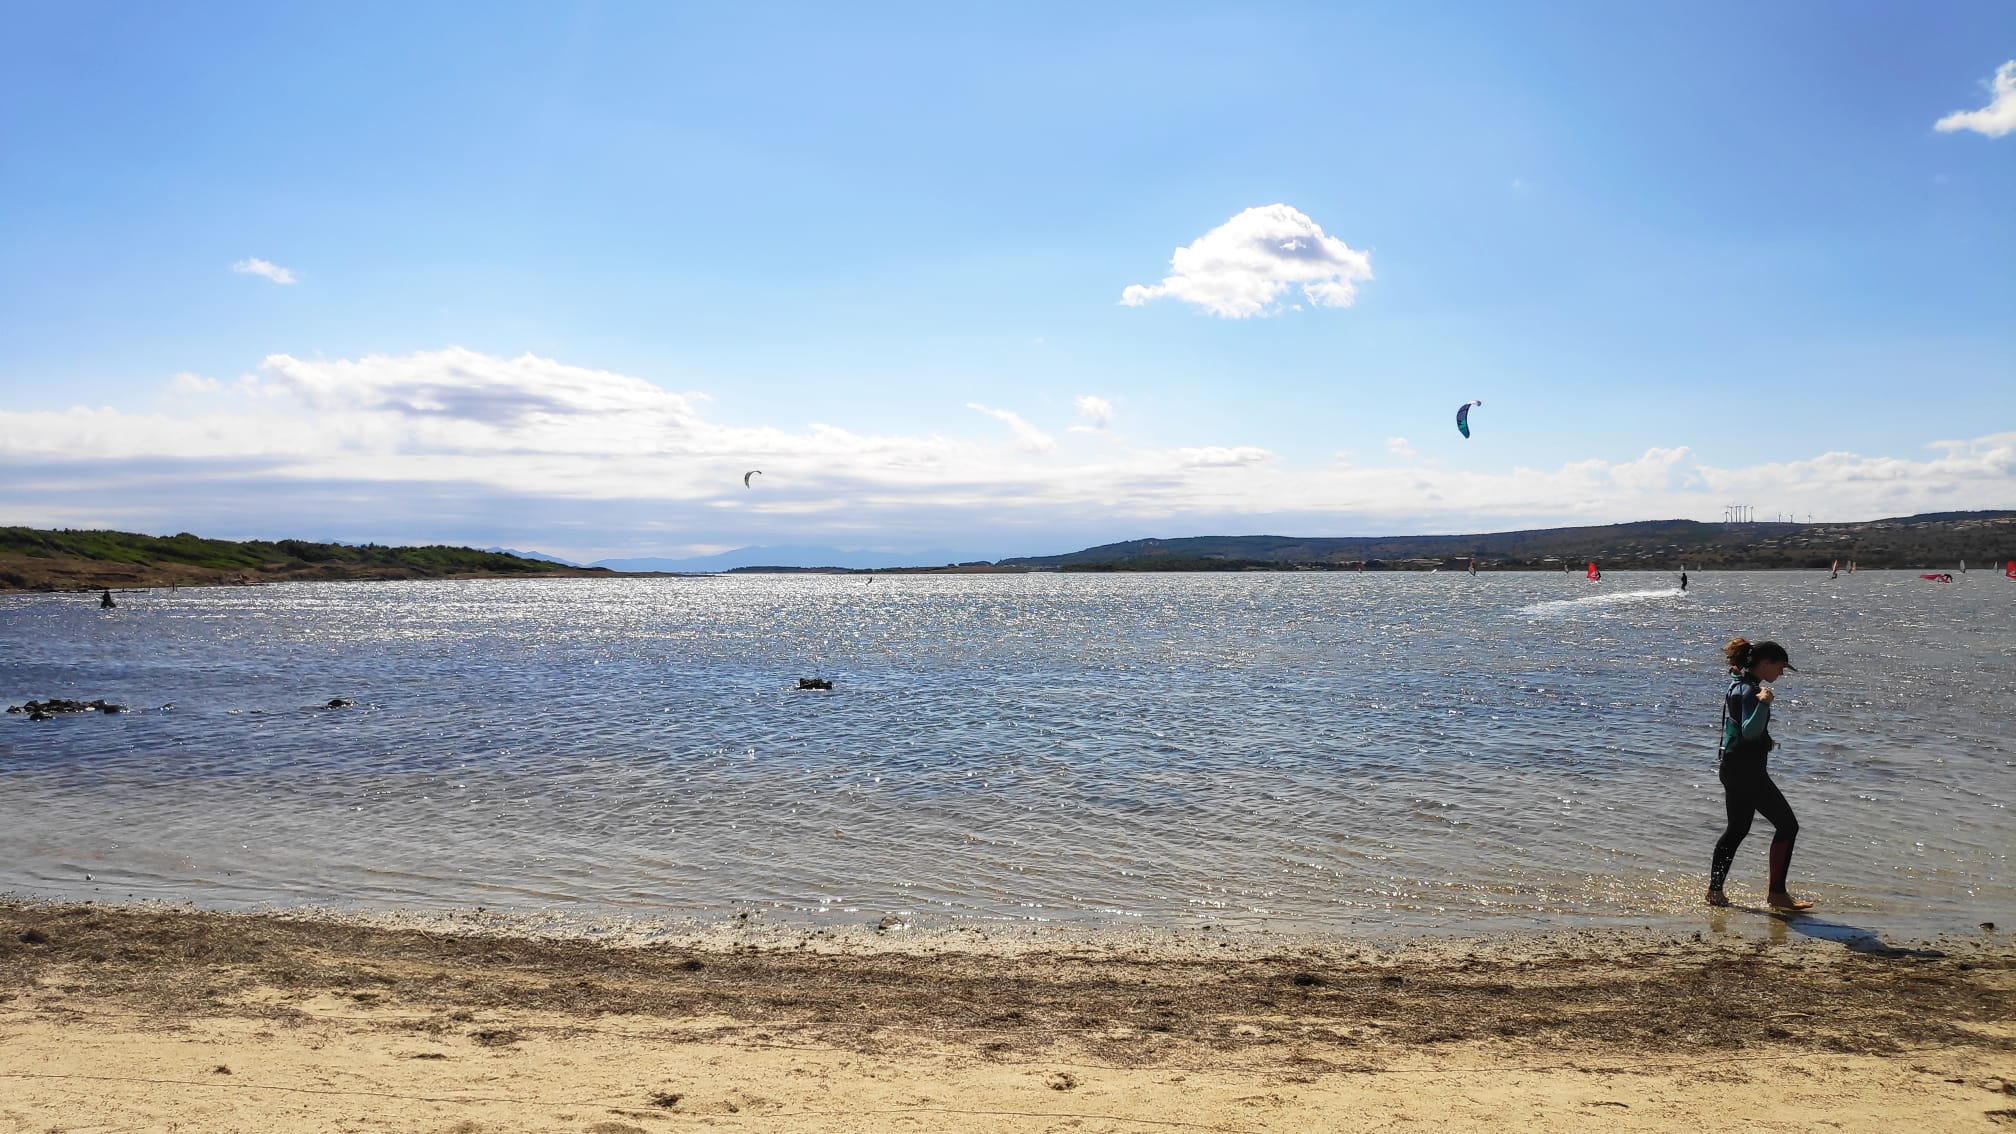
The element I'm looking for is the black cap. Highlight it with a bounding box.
[1752,640,1796,672]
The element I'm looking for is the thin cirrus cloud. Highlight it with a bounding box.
[1121,204,1372,318]
[966,402,1058,451]
[1,348,2011,554]
[1935,60,2016,138]
[230,257,297,284]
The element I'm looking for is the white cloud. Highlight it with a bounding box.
[1072,395,1114,432]
[231,258,297,285]
[1935,60,2016,138]
[1121,204,1372,318]
[1385,437,1416,458]
[966,402,1057,452]
[5,348,2013,552]
[169,372,220,395]
[1172,446,1273,469]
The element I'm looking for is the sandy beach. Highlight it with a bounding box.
[2,901,2011,1133]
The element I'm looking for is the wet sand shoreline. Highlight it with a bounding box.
[3,899,2013,1131]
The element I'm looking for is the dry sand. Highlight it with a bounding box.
[2,900,2012,1133]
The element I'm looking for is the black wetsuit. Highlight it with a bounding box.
[1709,671,1798,894]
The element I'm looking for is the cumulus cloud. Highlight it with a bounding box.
[169,372,221,395]
[1385,437,1416,458]
[231,258,297,285]
[1936,60,2016,138]
[966,402,1057,452]
[4,348,2013,556]
[1072,395,1114,432]
[1121,204,1372,318]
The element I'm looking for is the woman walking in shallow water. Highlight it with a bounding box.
[1707,637,1813,910]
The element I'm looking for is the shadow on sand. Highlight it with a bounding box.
[1712,905,1948,958]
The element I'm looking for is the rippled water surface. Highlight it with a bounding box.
[2,572,2009,937]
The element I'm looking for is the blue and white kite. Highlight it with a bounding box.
[1455,400,1482,439]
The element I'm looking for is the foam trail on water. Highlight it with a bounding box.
[1518,588,1685,616]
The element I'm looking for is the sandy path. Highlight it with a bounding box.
[2,902,2012,1133]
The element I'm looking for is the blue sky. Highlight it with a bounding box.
[2,2,2011,563]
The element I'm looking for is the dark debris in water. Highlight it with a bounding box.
[6,699,125,720]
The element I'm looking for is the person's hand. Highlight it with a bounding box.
[1756,686,1774,703]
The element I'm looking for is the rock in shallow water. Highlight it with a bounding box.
[7,698,125,718]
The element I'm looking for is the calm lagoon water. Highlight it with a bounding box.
[1,571,2009,938]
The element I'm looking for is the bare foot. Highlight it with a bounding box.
[1705,889,1730,907]
[1767,892,1814,911]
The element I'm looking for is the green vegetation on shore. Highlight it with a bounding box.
[0,527,610,591]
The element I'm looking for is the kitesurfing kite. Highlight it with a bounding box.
[743,470,762,488]
[1455,400,1483,439]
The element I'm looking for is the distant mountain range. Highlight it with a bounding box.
[998,511,2016,572]
[591,545,971,573]
[482,547,582,566]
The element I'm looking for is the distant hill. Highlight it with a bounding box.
[999,512,2016,572]
[593,545,970,573]
[482,546,581,566]
[0,528,615,591]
